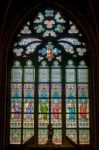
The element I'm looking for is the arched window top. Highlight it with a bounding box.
[13,9,87,61]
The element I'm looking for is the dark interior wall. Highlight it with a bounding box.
[0,0,99,150]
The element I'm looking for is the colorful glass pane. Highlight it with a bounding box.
[79,114,89,128]
[66,69,76,82]
[66,99,76,113]
[10,113,21,128]
[38,114,49,128]
[66,129,77,143]
[51,99,61,113]
[51,114,61,128]
[66,114,77,128]
[53,130,62,144]
[11,84,22,98]
[11,98,21,113]
[23,129,34,143]
[78,84,88,98]
[66,84,76,98]
[24,84,34,97]
[23,114,34,128]
[10,129,21,144]
[34,10,65,37]
[24,99,34,113]
[51,69,61,82]
[38,129,47,144]
[51,84,61,98]
[39,42,61,61]
[39,68,49,82]
[24,69,35,82]
[39,99,49,113]
[38,84,49,97]
[78,99,89,113]
[11,69,22,82]
[77,69,88,82]
[79,130,90,144]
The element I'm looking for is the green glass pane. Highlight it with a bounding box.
[11,98,22,113]
[24,84,34,98]
[23,129,34,144]
[11,68,22,82]
[78,61,87,68]
[66,69,76,82]
[39,99,49,113]
[51,114,61,128]
[38,129,48,144]
[51,68,61,82]
[53,129,62,144]
[24,99,34,113]
[10,129,21,144]
[24,69,35,82]
[39,68,49,82]
[38,114,49,128]
[66,114,77,128]
[79,114,89,128]
[11,84,22,98]
[78,99,89,113]
[23,114,34,128]
[79,130,90,144]
[66,129,77,143]
[66,99,76,113]
[77,69,88,82]
[10,113,21,128]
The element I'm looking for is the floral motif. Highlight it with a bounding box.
[33,9,66,37]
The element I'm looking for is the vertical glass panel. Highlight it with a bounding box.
[66,129,77,143]
[51,84,61,98]
[66,99,76,113]
[24,84,34,98]
[51,114,61,128]
[24,99,34,113]
[79,130,90,144]
[66,60,75,82]
[24,68,35,82]
[38,129,47,144]
[10,129,21,144]
[51,68,61,82]
[11,69,22,82]
[39,68,49,82]
[23,129,34,143]
[66,84,76,98]
[78,99,89,113]
[11,98,22,113]
[79,114,89,128]
[38,84,49,98]
[77,69,88,82]
[78,84,88,98]
[53,129,62,144]
[66,114,77,128]
[11,84,22,98]
[23,114,34,128]
[10,114,21,128]
[51,99,61,113]
[38,114,49,128]
[39,99,49,113]
[66,69,76,82]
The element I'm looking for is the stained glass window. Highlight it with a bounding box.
[10,8,90,147]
